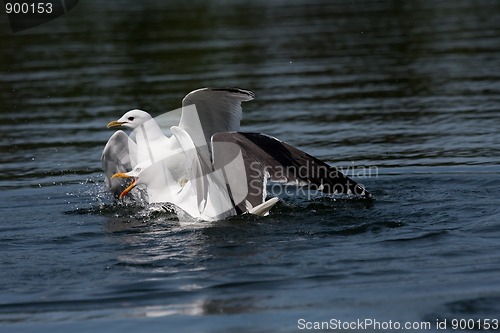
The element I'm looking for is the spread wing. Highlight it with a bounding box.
[179,87,255,150]
[211,132,372,212]
[101,130,137,198]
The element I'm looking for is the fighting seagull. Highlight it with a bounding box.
[102,87,371,221]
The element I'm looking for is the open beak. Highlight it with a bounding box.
[112,172,136,199]
[107,120,126,128]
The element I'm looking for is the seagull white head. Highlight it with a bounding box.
[111,160,152,199]
[107,109,153,130]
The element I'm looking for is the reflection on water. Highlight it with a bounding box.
[1,0,500,331]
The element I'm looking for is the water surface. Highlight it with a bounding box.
[1,1,500,332]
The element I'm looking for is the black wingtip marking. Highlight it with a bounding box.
[207,87,255,98]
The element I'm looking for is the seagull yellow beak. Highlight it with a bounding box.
[112,172,136,199]
[107,120,126,128]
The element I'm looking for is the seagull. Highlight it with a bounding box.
[102,88,253,202]
[102,87,372,221]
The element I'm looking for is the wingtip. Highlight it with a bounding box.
[207,87,255,100]
[354,184,373,200]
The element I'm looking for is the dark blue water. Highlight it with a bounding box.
[1,1,500,332]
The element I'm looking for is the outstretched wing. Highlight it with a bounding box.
[179,87,255,149]
[211,132,372,212]
[101,130,137,197]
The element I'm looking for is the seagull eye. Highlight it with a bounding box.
[128,117,135,121]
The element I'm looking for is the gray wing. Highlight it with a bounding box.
[212,132,372,213]
[101,130,137,198]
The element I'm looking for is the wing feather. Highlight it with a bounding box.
[101,130,137,197]
[180,87,255,147]
[212,132,372,211]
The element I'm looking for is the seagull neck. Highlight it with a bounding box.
[137,120,164,140]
